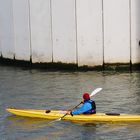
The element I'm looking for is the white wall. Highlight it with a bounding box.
[51,0,77,63]
[29,0,52,63]
[0,0,14,59]
[76,0,103,66]
[0,0,140,67]
[104,0,130,63]
[131,0,140,64]
[0,19,1,55]
[13,0,30,61]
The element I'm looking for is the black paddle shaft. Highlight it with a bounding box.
[60,101,83,120]
[72,101,83,110]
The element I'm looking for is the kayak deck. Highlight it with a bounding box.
[6,108,140,122]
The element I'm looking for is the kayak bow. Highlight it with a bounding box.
[6,108,140,122]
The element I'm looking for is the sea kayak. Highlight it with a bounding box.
[6,108,140,122]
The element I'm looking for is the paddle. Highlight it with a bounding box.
[58,87,102,121]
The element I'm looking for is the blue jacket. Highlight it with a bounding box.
[71,100,96,115]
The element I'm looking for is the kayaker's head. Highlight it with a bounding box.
[83,93,90,101]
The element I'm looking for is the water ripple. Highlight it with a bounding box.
[0,66,140,140]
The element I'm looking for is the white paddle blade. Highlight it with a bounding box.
[90,88,102,97]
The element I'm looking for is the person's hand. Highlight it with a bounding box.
[66,110,71,114]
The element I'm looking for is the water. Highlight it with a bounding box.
[0,66,140,140]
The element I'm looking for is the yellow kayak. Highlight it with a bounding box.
[6,108,140,122]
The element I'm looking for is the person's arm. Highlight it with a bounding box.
[71,102,92,115]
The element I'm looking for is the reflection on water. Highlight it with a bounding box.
[0,66,140,139]
[6,115,51,129]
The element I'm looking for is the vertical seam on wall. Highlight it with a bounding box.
[50,0,53,62]
[129,0,132,71]
[75,0,78,66]
[102,0,105,70]
[28,0,32,62]
[0,3,2,57]
[0,6,2,57]
[0,20,1,56]
[12,0,15,60]
[0,36,1,56]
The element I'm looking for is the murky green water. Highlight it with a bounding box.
[0,66,140,140]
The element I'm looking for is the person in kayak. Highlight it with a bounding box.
[68,93,96,116]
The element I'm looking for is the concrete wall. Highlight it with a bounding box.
[76,0,103,66]
[29,0,52,63]
[0,0,140,68]
[103,0,130,63]
[13,0,30,61]
[51,0,77,63]
[0,0,14,59]
[131,0,140,64]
